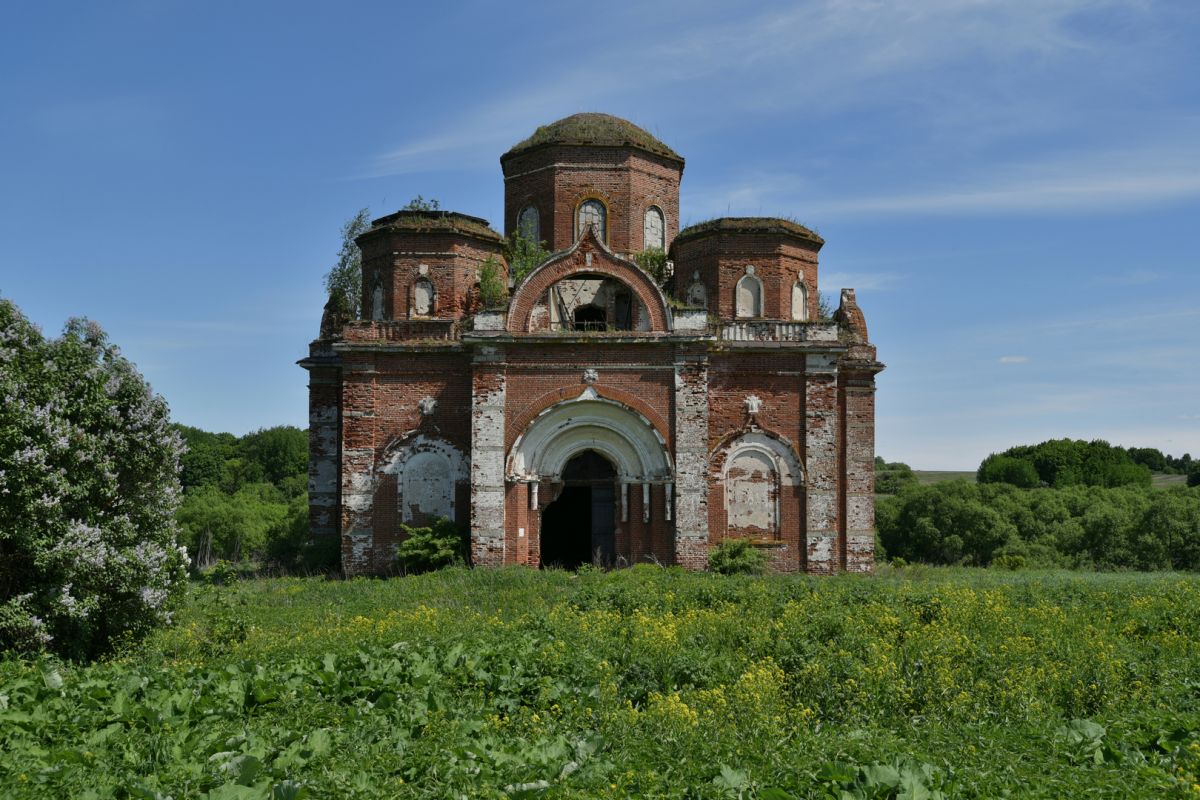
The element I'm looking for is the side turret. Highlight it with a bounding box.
[670,217,823,321]
[354,210,504,322]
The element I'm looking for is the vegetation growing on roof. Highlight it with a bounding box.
[504,228,552,286]
[503,112,682,163]
[674,216,824,246]
[477,256,509,309]
[632,247,670,287]
[401,195,440,211]
[362,209,503,242]
[323,208,371,319]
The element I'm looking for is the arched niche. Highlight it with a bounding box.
[736,269,762,318]
[716,431,804,539]
[685,271,707,308]
[371,274,385,321]
[507,388,672,483]
[791,280,808,321]
[643,206,665,250]
[413,277,435,316]
[380,435,468,525]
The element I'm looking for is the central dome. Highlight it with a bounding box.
[502,113,682,164]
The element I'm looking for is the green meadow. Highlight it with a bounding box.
[3,567,1200,799]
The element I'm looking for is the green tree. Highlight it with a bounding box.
[877,482,1017,566]
[0,299,188,657]
[174,424,236,490]
[874,457,920,494]
[633,247,670,287]
[239,425,307,486]
[323,208,372,320]
[504,228,552,286]
[477,257,509,308]
[978,439,1150,489]
[177,482,292,565]
[977,454,1041,488]
[1127,446,1169,473]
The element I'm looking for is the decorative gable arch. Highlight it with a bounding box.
[507,388,672,483]
[507,226,672,332]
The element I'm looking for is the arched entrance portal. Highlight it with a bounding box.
[506,389,674,569]
[539,451,617,569]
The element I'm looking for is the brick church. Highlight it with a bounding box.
[301,113,883,575]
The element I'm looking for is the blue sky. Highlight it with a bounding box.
[2,0,1198,469]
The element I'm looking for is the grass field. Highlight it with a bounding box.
[3,567,1200,798]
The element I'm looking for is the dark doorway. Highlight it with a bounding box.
[613,289,633,330]
[539,451,617,569]
[573,304,607,331]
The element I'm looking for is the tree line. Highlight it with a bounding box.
[877,438,1200,571]
[174,424,331,571]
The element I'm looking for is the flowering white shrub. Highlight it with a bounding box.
[0,299,187,657]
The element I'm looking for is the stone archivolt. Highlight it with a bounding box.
[301,112,884,575]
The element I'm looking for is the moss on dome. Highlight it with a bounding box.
[502,113,682,164]
[673,217,824,247]
[359,210,503,244]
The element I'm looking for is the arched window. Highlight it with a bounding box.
[718,431,804,542]
[791,280,808,321]
[643,206,665,250]
[735,270,762,318]
[577,199,607,241]
[380,435,469,528]
[413,277,435,316]
[402,451,453,525]
[725,449,778,538]
[517,205,539,243]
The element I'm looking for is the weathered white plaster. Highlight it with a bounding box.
[736,269,762,318]
[414,277,434,316]
[673,358,710,557]
[673,309,708,332]
[717,431,803,539]
[473,310,506,331]
[507,393,671,482]
[380,434,469,525]
[791,281,808,321]
[471,348,507,562]
[644,206,665,250]
[726,449,776,532]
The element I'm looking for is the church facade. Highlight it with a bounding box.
[301,113,884,575]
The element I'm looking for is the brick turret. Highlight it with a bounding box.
[355,210,504,322]
[500,113,684,255]
[670,217,823,321]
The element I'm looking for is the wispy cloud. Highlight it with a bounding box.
[999,355,1029,364]
[361,0,1148,179]
[815,134,1200,215]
